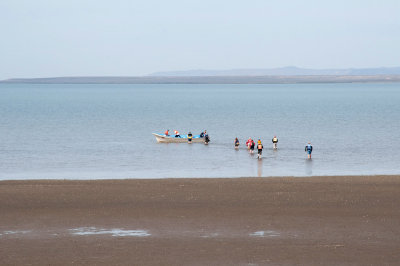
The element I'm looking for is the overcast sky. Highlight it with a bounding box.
[1,0,399,79]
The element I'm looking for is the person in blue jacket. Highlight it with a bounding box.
[305,142,313,159]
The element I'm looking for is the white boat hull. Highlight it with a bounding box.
[152,133,205,143]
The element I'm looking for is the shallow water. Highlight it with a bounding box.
[0,83,399,179]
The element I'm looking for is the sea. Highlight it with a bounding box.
[0,83,399,180]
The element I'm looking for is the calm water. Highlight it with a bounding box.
[0,83,399,180]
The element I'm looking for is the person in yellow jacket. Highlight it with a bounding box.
[257,139,263,159]
[187,132,193,143]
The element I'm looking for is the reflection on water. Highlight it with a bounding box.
[305,159,313,176]
[257,159,263,177]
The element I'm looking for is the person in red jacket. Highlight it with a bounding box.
[246,138,252,150]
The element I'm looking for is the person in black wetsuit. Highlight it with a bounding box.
[250,139,255,153]
[204,133,210,144]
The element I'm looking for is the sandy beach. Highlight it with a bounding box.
[1,176,400,265]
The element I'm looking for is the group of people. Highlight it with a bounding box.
[164,129,182,137]
[164,129,210,143]
[238,137,267,159]
[163,130,313,158]
[234,136,313,159]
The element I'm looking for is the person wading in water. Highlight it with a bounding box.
[257,139,263,159]
[305,141,313,159]
[234,138,240,149]
[272,135,278,149]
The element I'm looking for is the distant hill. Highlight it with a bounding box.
[2,66,400,84]
[149,66,400,76]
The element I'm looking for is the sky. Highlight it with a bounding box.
[0,0,399,79]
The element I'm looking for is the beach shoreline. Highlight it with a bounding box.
[1,175,399,265]
[2,173,400,182]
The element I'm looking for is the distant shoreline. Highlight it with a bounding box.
[1,75,400,84]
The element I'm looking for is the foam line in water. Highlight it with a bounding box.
[69,227,150,237]
[201,233,220,238]
[0,230,31,237]
[249,230,280,237]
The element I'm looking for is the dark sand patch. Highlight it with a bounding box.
[1,176,400,265]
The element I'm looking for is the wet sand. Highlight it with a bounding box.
[1,176,400,265]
